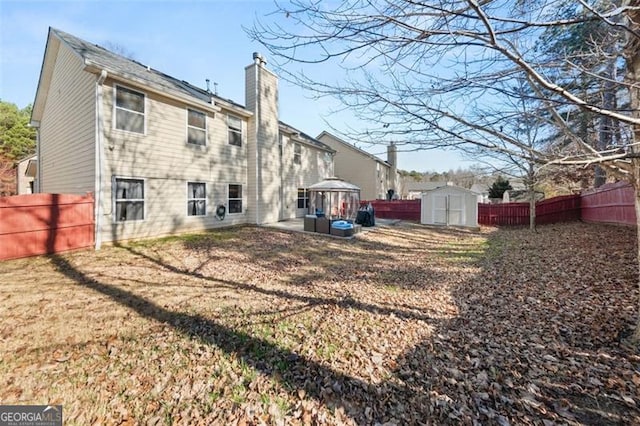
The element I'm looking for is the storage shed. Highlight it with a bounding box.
[421,185,478,228]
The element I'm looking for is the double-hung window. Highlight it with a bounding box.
[293,143,302,165]
[115,86,145,134]
[228,184,242,214]
[114,178,144,221]
[297,188,308,209]
[187,182,206,216]
[187,109,206,146]
[228,115,242,146]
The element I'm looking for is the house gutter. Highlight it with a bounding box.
[94,69,107,250]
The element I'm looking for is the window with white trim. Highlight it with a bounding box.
[228,115,242,146]
[187,182,206,216]
[187,109,206,146]
[114,178,144,221]
[297,188,308,209]
[115,86,145,134]
[294,143,302,165]
[228,184,242,214]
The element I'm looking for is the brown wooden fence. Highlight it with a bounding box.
[0,193,94,260]
[581,182,636,226]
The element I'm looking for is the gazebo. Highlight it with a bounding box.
[307,177,361,221]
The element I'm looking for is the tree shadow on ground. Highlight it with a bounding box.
[48,222,640,424]
[49,253,425,423]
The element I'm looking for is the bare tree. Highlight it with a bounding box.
[248,0,640,340]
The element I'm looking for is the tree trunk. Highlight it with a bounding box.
[624,0,640,342]
[529,190,536,231]
[595,60,617,188]
[632,162,640,341]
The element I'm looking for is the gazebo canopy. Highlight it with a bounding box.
[307,177,360,220]
[307,177,360,192]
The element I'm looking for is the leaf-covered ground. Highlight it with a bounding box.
[0,222,638,425]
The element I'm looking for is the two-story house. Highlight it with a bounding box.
[30,28,334,246]
[317,131,398,200]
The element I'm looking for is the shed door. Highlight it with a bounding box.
[433,195,447,224]
[448,194,464,226]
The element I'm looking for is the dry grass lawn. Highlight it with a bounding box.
[0,222,638,425]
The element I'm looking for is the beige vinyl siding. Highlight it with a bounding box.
[317,133,384,200]
[99,80,249,242]
[245,61,280,224]
[280,134,332,220]
[39,43,96,194]
[377,162,391,199]
[245,65,258,224]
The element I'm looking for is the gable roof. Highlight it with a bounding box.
[317,131,390,167]
[425,184,477,195]
[469,183,488,194]
[280,122,334,153]
[32,26,333,155]
[64,28,253,109]
[405,181,448,192]
[33,28,248,119]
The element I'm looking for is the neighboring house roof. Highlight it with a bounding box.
[317,131,390,167]
[15,154,37,177]
[279,121,334,153]
[25,158,37,178]
[503,189,544,202]
[507,178,526,191]
[470,183,489,194]
[406,181,448,192]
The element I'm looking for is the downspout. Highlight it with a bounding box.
[254,55,261,225]
[34,124,41,193]
[94,70,107,250]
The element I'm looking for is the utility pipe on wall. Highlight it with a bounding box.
[94,69,107,250]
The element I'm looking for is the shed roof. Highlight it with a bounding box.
[424,184,477,195]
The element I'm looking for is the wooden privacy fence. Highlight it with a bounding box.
[0,193,94,260]
[478,195,581,226]
[536,194,582,224]
[369,184,635,227]
[477,202,529,226]
[581,182,636,226]
[363,199,421,220]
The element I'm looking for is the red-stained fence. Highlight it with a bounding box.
[536,194,582,225]
[477,195,581,226]
[477,202,529,226]
[368,184,635,227]
[0,193,94,260]
[581,182,636,226]
[362,200,421,220]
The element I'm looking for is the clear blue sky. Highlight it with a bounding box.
[0,0,474,173]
